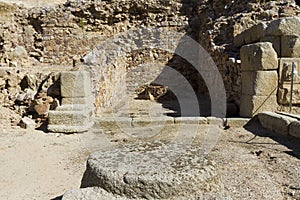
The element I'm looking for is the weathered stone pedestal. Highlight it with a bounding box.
[65,142,219,199]
[48,71,94,133]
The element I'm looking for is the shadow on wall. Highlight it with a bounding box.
[150,0,237,117]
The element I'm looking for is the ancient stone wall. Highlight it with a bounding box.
[1,0,300,116]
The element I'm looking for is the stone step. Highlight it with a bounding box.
[48,110,93,126]
[47,123,94,133]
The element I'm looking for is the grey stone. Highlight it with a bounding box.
[266,17,300,36]
[240,95,277,118]
[132,116,174,126]
[234,22,268,47]
[61,71,92,98]
[48,109,93,127]
[240,42,278,71]
[281,35,300,57]
[174,117,207,125]
[80,142,219,199]
[62,95,94,106]
[19,117,36,129]
[289,121,300,139]
[47,123,94,133]
[260,36,281,56]
[241,71,278,96]
[225,118,250,128]
[258,112,298,135]
[62,188,130,200]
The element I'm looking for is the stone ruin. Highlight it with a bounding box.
[236,17,300,117]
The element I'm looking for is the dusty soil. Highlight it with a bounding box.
[0,0,66,7]
[1,111,299,199]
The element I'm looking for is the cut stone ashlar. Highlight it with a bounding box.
[240,95,277,118]
[281,35,300,58]
[240,42,278,71]
[241,71,278,96]
[61,71,92,98]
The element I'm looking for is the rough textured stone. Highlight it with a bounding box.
[241,71,278,96]
[260,36,281,56]
[266,17,300,36]
[240,42,278,71]
[62,187,130,200]
[174,117,207,125]
[234,22,268,47]
[61,96,94,106]
[60,71,92,98]
[80,142,219,199]
[19,117,36,129]
[281,35,300,57]
[225,118,250,128]
[289,121,300,139]
[48,109,93,126]
[258,112,298,135]
[240,95,277,118]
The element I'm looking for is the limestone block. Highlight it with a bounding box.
[266,17,300,36]
[240,42,278,71]
[258,112,297,135]
[48,109,93,127]
[289,121,300,139]
[234,22,268,47]
[241,71,278,96]
[47,123,94,133]
[240,95,277,117]
[278,58,300,104]
[61,71,92,98]
[62,95,94,106]
[281,35,300,57]
[225,118,250,128]
[260,36,281,56]
[174,117,207,125]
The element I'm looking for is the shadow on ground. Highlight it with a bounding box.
[244,116,300,160]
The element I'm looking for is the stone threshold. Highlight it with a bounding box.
[95,116,250,128]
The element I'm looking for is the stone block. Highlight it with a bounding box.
[234,22,268,47]
[258,112,297,135]
[260,36,281,56]
[241,71,278,96]
[225,118,250,128]
[47,123,94,133]
[174,117,207,125]
[289,121,300,139]
[62,95,94,106]
[48,109,93,127]
[266,17,300,36]
[240,42,278,71]
[240,95,277,117]
[19,117,36,129]
[281,35,300,57]
[61,71,92,98]
[132,117,174,126]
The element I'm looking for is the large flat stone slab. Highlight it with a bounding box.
[258,112,298,135]
[80,142,219,199]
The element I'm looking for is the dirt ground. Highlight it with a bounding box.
[0,107,300,200]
